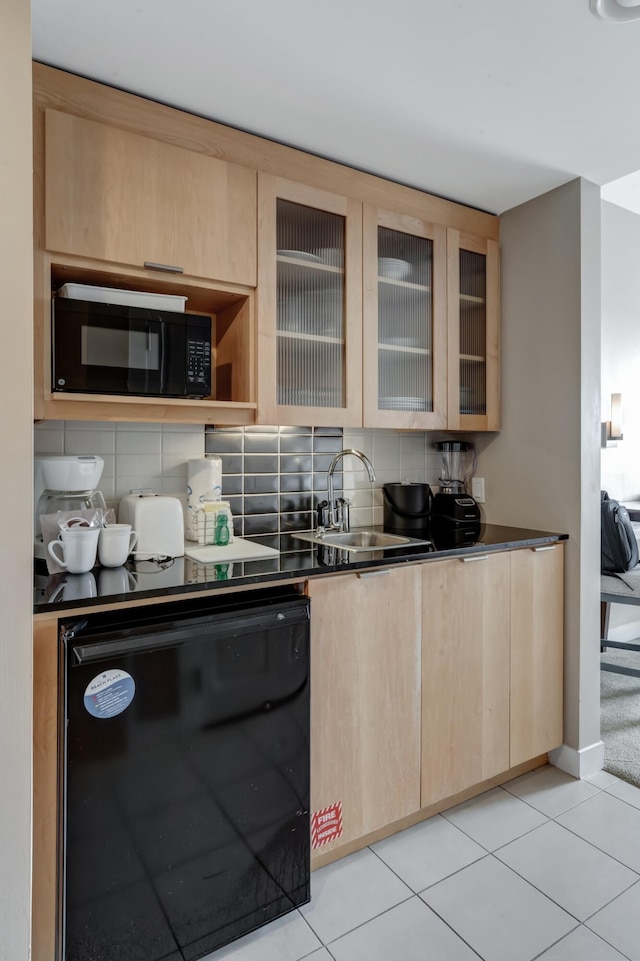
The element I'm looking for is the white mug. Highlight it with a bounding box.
[48,526,100,574]
[98,566,137,596]
[98,524,138,568]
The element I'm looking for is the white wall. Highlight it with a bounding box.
[601,201,640,501]
[600,200,640,639]
[477,179,602,775]
[0,0,34,957]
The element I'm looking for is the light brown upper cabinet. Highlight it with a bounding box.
[447,231,500,430]
[257,174,363,427]
[363,207,448,429]
[257,184,499,431]
[34,66,501,429]
[45,109,257,286]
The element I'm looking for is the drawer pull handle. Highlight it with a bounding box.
[144,261,184,274]
[356,569,391,579]
[532,545,556,552]
[460,554,488,563]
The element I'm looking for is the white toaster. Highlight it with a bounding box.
[118,493,184,560]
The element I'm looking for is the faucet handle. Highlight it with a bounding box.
[316,499,330,530]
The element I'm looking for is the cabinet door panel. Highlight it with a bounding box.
[447,230,499,431]
[421,555,510,806]
[510,545,564,766]
[308,567,421,857]
[45,110,257,285]
[363,206,447,429]
[257,174,363,426]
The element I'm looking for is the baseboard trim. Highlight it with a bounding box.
[549,741,605,779]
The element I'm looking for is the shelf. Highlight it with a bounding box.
[278,390,343,408]
[277,257,344,291]
[378,276,431,292]
[277,254,342,270]
[277,329,344,345]
[49,392,255,408]
[460,293,485,305]
[50,261,250,312]
[460,354,486,363]
[378,342,430,355]
[42,392,257,426]
[39,257,257,427]
[378,398,430,412]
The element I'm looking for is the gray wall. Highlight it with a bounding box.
[477,178,602,768]
[0,0,34,957]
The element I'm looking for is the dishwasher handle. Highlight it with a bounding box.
[69,603,310,666]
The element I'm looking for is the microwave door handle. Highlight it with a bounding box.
[158,320,167,393]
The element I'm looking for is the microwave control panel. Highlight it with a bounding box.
[186,338,212,388]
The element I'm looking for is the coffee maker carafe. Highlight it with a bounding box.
[34,455,107,558]
[431,441,481,525]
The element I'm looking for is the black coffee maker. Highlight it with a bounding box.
[382,482,434,536]
[431,441,481,526]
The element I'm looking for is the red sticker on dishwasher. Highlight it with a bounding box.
[84,669,136,719]
[311,802,343,848]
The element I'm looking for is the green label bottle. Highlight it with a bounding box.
[215,513,230,546]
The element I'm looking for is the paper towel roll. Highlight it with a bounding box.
[186,457,222,540]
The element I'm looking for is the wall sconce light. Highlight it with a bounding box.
[602,392,624,447]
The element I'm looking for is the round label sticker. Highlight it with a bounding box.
[84,669,136,719]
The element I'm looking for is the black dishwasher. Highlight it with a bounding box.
[59,587,310,961]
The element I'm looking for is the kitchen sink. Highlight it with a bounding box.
[292,529,430,553]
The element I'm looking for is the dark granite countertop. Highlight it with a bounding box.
[33,523,568,615]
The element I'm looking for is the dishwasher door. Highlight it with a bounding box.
[60,588,310,961]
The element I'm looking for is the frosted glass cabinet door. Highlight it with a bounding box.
[447,230,500,431]
[257,174,363,426]
[363,207,447,429]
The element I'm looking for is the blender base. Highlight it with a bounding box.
[431,492,481,525]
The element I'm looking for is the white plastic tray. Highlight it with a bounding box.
[58,284,187,312]
[184,538,280,563]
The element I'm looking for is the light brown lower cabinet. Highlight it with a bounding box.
[308,545,564,860]
[421,553,511,806]
[510,544,564,766]
[307,566,422,859]
[421,544,565,807]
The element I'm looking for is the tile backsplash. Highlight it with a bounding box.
[34,421,444,538]
[34,421,206,502]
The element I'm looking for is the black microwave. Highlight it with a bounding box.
[52,297,212,398]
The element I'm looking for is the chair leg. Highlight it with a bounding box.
[601,600,610,653]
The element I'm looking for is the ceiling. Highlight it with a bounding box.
[30,0,640,216]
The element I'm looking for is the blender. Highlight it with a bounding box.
[431,441,481,525]
[34,455,108,559]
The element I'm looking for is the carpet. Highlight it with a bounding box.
[601,649,640,787]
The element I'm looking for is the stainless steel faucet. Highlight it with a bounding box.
[322,448,376,532]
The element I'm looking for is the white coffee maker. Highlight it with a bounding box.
[34,455,107,559]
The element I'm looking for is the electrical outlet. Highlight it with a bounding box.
[471,477,485,503]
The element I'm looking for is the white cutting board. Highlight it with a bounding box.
[184,537,280,564]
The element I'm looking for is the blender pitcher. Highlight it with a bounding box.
[433,441,477,494]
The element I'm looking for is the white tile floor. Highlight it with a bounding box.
[206,765,640,961]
